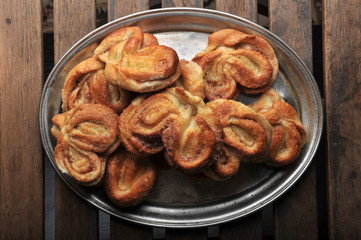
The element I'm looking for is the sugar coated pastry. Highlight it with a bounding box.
[50,27,307,207]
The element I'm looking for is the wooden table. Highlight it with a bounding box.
[1,0,360,239]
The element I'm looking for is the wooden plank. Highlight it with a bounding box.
[162,0,203,8]
[107,1,153,239]
[269,0,318,239]
[109,0,149,20]
[215,1,262,239]
[111,220,152,240]
[215,0,257,23]
[165,228,208,240]
[0,0,44,239]
[220,211,262,240]
[53,0,99,239]
[323,0,361,239]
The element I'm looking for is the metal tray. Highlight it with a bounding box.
[39,8,323,228]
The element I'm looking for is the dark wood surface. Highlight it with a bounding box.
[53,0,99,239]
[219,211,263,240]
[1,0,360,239]
[0,0,44,239]
[269,0,318,239]
[323,0,361,239]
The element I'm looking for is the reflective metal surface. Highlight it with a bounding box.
[39,8,323,228]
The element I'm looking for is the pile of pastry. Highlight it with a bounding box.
[51,27,306,207]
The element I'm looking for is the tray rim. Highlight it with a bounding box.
[39,7,324,228]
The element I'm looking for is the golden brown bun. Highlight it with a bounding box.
[61,56,133,114]
[103,151,157,208]
[252,88,307,166]
[119,87,217,173]
[203,99,272,180]
[193,29,279,98]
[52,104,119,186]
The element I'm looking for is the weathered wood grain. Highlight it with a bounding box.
[165,228,208,240]
[111,219,152,240]
[269,0,318,239]
[323,0,361,239]
[215,1,262,239]
[220,211,263,240]
[215,0,257,23]
[162,0,203,8]
[53,0,99,239]
[0,0,44,239]
[109,0,149,21]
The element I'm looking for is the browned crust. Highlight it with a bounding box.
[204,99,273,180]
[173,59,205,99]
[52,104,119,186]
[193,29,279,98]
[118,87,217,173]
[103,151,157,208]
[94,26,144,56]
[89,69,133,114]
[61,56,132,114]
[105,43,182,93]
[252,88,307,166]
[61,56,104,112]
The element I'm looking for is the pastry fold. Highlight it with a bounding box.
[119,87,217,173]
[51,104,120,186]
[252,88,307,166]
[193,29,279,99]
[61,55,133,114]
[103,151,157,207]
[173,59,205,99]
[204,99,272,180]
[95,26,181,93]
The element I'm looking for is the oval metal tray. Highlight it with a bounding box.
[39,8,323,228]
